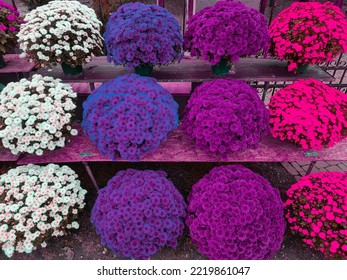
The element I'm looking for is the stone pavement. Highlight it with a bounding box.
[282,161,347,181]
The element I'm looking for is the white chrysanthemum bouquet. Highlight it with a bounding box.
[17,0,103,71]
[0,164,87,258]
[0,74,78,155]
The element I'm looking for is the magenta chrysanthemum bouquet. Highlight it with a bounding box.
[182,79,269,156]
[91,169,186,259]
[269,79,347,150]
[184,0,269,65]
[285,172,347,259]
[187,165,285,260]
[0,1,22,55]
[104,2,183,70]
[82,74,179,161]
[269,2,347,73]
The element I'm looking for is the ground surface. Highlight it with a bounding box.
[0,162,324,260]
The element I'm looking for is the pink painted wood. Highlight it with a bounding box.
[0,148,19,162]
[33,56,334,83]
[16,125,347,165]
[0,54,37,74]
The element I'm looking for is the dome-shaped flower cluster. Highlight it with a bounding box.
[269,79,347,150]
[17,0,103,68]
[0,1,23,54]
[182,79,269,155]
[269,2,347,72]
[82,74,178,161]
[285,172,347,259]
[0,74,78,156]
[184,0,269,65]
[186,165,285,260]
[104,2,183,70]
[91,169,186,259]
[0,164,87,258]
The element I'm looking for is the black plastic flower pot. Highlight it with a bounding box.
[211,59,231,76]
[297,64,309,74]
[134,64,153,76]
[0,53,6,69]
[61,63,83,75]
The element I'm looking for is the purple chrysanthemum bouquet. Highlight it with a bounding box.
[187,165,285,260]
[184,0,269,66]
[91,169,186,259]
[182,79,269,156]
[82,74,179,161]
[104,2,183,70]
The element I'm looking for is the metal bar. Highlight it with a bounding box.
[191,82,202,93]
[339,68,347,85]
[262,81,270,101]
[334,0,344,8]
[321,66,347,71]
[326,83,347,88]
[268,0,277,26]
[89,82,95,91]
[157,0,165,7]
[306,161,317,175]
[250,82,347,90]
[271,81,277,96]
[331,53,343,78]
[11,0,17,10]
[259,0,267,14]
[187,0,195,18]
[97,0,103,22]
[82,161,99,191]
[183,0,187,36]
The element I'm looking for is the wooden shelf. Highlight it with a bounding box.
[0,148,20,162]
[0,54,37,75]
[33,56,334,83]
[15,125,347,165]
[1,55,340,166]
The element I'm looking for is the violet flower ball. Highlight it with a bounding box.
[104,2,183,69]
[182,79,269,156]
[184,0,269,65]
[186,165,285,259]
[82,74,179,161]
[91,169,186,259]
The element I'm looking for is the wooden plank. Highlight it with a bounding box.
[0,54,37,74]
[0,148,20,162]
[16,124,347,164]
[69,82,192,96]
[33,56,334,83]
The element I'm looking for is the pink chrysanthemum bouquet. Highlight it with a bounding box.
[269,79,347,150]
[285,172,347,259]
[269,2,347,73]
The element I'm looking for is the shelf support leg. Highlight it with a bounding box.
[82,161,99,192]
[89,82,95,91]
[262,81,269,101]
